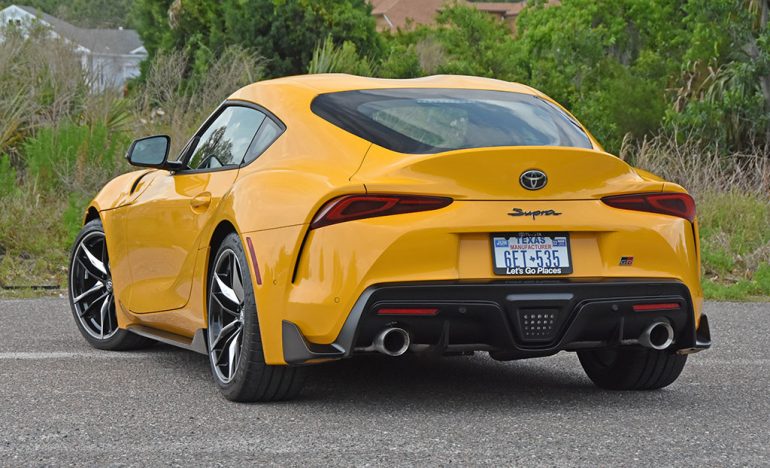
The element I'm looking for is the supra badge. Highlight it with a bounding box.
[508,208,562,220]
[520,169,548,190]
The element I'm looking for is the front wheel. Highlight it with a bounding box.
[578,347,687,390]
[207,233,306,402]
[68,219,153,350]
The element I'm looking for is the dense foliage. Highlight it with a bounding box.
[131,0,381,78]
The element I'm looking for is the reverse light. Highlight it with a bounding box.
[632,303,681,312]
[601,192,696,222]
[310,194,453,229]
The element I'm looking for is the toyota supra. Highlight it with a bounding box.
[68,74,711,401]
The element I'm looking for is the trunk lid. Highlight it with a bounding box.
[351,146,662,200]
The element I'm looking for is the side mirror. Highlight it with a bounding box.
[126,135,171,168]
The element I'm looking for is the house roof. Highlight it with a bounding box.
[14,5,145,55]
[370,0,447,30]
[368,0,526,31]
[472,2,526,16]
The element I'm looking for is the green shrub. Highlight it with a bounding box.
[0,154,17,197]
[697,191,770,299]
[23,122,129,195]
[754,264,770,295]
[63,195,90,244]
[700,243,736,276]
[0,190,70,288]
[698,192,769,256]
[702,264,770,301]
[307,36,375,76]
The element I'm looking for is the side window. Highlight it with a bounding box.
[243,118,283,165]
[188,106,266,170]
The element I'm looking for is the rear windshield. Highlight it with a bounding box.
[311,88,593,154]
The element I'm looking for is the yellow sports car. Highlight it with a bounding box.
[68,74,711,402]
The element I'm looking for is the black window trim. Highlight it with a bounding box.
[174,99,286,175]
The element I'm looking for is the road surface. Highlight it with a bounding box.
[0,298,767,466]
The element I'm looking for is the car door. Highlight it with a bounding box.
[123,104,267,313]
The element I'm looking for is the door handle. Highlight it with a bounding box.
[191,192,212,210]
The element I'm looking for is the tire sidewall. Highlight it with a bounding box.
[207,233,262,396]
[68,219,132,349]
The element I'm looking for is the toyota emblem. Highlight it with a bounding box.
[520,169,548,190]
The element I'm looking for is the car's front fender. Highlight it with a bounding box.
[85,169,156,218]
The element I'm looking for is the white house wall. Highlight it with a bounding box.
[1,5,146,90]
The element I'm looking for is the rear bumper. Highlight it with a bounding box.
[282,279,711,364]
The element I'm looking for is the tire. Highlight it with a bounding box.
[207,232,306,402]
[68,219,154,351]
[578,347,687,390]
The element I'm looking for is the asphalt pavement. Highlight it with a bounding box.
[0,298,767,466]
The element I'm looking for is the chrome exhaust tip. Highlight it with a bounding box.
[373,327,410,357]
[639,321,675,350]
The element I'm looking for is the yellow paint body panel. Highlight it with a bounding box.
[85,74,702,365]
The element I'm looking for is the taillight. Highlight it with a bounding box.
[310,194,452,229]
[601,192,696,222]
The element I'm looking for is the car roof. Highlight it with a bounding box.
[227,74,543,118]
[239,73,539,94]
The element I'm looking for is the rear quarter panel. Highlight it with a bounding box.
[287,200,703,346]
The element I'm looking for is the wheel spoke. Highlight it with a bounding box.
[98,295,110,338]
[212,293,240,317]
[227,333,241,380]
[79,291,109,317]
[232,262,244,303]
[73,281,104,303]
[105,295,114,335]
[100,241,111,276]
[210,320,241,351]
[80,243,108,277]
[214,273,240,306]
[215,326,241,366]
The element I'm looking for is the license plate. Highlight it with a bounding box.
[491,232,572,276]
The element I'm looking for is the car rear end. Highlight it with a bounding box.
[281,86,710,385]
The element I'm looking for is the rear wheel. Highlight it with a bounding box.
[207,233,306,402]
[68,220,153,350]
[578,347,687,390]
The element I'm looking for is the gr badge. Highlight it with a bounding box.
[620,256,634,266]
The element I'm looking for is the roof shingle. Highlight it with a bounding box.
[16,5,144,55]
[368,0,527,31]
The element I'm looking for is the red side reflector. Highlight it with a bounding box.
[632,303,680,312]
[245,237,262,285]
[377,308,439,316]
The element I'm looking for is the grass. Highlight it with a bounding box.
[0,191,70,289]
[698,192,770,300]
